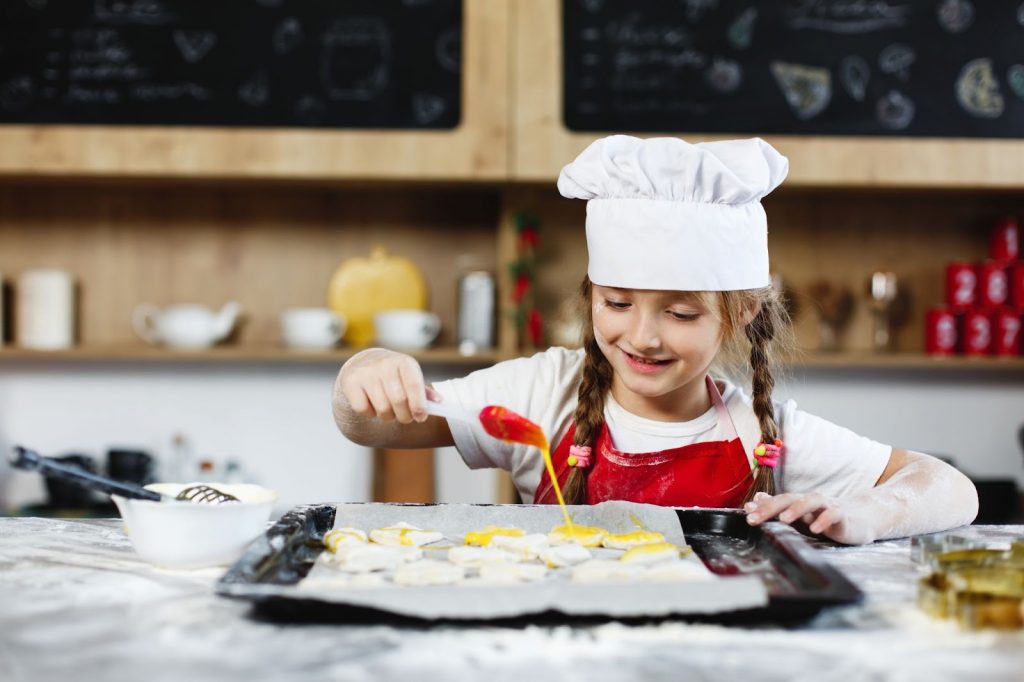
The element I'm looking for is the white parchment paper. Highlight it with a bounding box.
[293,501,768,619]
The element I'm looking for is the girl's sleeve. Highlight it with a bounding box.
[431,348,580,472]
[776,402,893,498]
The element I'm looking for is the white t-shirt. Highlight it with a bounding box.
[433,347,892,504]
[430,348,888,501]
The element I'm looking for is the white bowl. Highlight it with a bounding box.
[111,482,278,570]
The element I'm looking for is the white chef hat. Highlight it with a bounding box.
[557,135,789,291]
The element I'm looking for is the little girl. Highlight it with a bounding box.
[333,135,978,545]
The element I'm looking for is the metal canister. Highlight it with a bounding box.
[456,270,495,353]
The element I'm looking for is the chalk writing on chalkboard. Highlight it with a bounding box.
[563,0,1024,138]
[0,0,462,129]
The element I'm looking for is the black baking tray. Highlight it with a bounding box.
[216,503,863,625]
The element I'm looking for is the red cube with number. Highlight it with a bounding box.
[961,309,992,356]
[977,260,1009,308]
[1009,262,1024,312]
[945,261,976,310]
[924,307,957,356]
[990,216,1020,262]
[991,308,1022,356]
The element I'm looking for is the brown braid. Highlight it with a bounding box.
[562,281,614,504]
[743,302,780,502]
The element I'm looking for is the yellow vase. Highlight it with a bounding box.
[327,246,428,346]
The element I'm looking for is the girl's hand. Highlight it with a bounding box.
[744,491,878,545]
[338,348,439,424]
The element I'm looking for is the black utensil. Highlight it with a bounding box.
[10,446,239,504]
[43,453,98,508]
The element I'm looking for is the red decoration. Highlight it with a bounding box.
[513,273,531,303]
[528,309,544,347]
[510,212,543,350]
[519,227,539,249]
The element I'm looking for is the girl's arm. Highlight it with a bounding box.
[745,448,979,545]
[332,348,456,449]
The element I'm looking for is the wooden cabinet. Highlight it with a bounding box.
[0,0,1022,372]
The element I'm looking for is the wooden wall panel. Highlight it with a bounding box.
[373,448,435,503]
[0,183,500,349]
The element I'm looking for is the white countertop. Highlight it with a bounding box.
[1,517,1022,682]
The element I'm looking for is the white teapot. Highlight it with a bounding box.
[132,302,241,349]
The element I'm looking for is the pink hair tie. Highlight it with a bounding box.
[753,439,784,469]
[567,445,593,468]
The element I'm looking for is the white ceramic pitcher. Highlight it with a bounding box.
[133,302,241,349]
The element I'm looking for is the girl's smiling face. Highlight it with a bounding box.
[591,284,723,421]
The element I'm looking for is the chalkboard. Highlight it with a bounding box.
[563,0,1024,138]
[0,0,461,129]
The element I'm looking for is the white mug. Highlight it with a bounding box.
[16,269,76,350]
[280,308,345,349]
[374,309,441,349]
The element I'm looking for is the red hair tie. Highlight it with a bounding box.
[753,438,783,469]
[567,445,593,468]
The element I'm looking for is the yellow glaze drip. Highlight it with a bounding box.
[620,543,685,562]
[376,526,433,546]
[540,444,574,531]
[550,524,607,547]
[464,526,525,547]
[323,529,366,552]
[602,531,665,547]
[396,527,416,546]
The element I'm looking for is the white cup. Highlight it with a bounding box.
[374,309,441,349]
[16,269,76,350]
[280,308,345,349]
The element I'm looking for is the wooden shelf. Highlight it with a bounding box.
[0,345,503,366]
[792,352,1024,372]
[1,345,1020,372]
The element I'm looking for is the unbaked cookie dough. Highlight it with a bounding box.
[489,533,550,560]
[548,524,607,547]
[601,530,665,549]
[323,527,368,553]
[369,522,444,547]
[392,560,466,586]
[463,526,525,547]
[619,542,682,565]
[447,545,519,567]
[539,542,591,568]
[329,543,422,573]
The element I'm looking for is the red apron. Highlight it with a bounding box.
[535,376,752,508]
